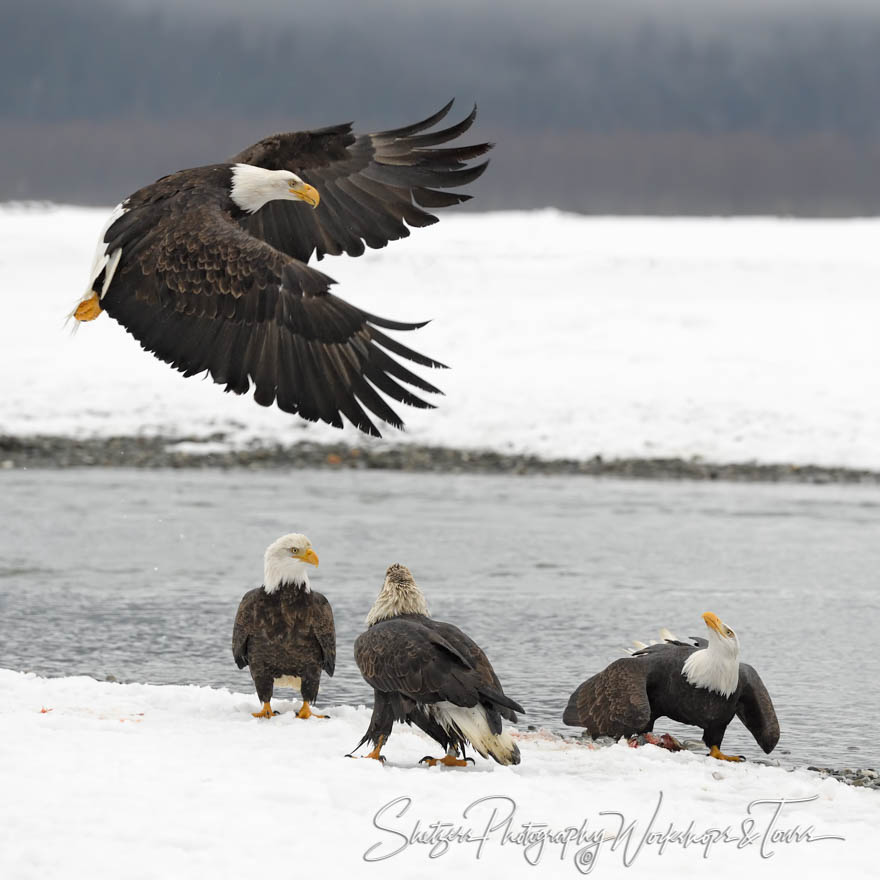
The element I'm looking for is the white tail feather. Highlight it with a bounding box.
[429,702,519,765]
[69,202,127,322]
[627,627,681,653]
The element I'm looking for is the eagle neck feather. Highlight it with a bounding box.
[263,570,310,595]
[366,581,429,626]
[681,645,739,698]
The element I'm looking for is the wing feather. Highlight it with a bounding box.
[354,617,523,720]
[230,101,491,262]
[736,664,780,754]
[563,658,653,737]
[308,593,336,677]
[102,202,440,436]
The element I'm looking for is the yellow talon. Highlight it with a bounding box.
[361,735,386,762]
[709,745,744,762]
[420,754,475,768]
[74,293,103,322]
[252,702,279,718]
[296,701,327,720]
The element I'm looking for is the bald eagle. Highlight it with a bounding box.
[563,612,780,762]
[351,564,524,766]
[70,102,491,437]
[232,533,335,719]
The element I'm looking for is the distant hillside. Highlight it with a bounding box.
[2,0,880,213]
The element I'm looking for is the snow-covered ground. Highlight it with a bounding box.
[1,669,875,879]
[2,204,880,467]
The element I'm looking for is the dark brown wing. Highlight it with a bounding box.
[232,587,261,668]
[424,619,524,720]
[229,101,491,263]
[354,617,523,716]
[355,618,482,705]
[102,199,443,437]
[736,663,780,754]
[562,657,653,737]
[304,591,336,677]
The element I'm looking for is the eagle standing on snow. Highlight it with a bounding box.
[70,102,490,437]
[232,534,335,719]
[563,612,780,761]
[351,564,524,766]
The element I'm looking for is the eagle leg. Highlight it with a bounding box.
[708,745,745,762]
[296,701,328,720]
[252,702,280,718]
[74,292,103,322]
[346,735,387,763]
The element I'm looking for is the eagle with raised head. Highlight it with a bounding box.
[351,563,524,766]
[563,612,780,761]
[232,533,335,719]
[70,101,491,437]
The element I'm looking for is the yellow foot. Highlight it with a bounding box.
[420,754,475,768]
[74,293,103,322]
[296,701,328,720]
[252,702,280,718]
[347,735,386,763]
[709,745,744,762]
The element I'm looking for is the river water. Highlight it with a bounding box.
[2,468,878,767]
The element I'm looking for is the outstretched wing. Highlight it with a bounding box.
[736,663,780,754]
[229,101,491,263]
[563,657,653,738]
[102,200,442,437]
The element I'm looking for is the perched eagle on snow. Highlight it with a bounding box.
[563,612,780,761]
[71,101,491,436]
[351,564,524,766]
[232,533,335,719]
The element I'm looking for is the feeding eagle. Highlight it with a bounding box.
[71,101,491,436]
[232,533,335,719]
[351,564,524,766]
[563,612,780,762]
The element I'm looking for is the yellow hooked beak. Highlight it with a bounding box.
[702,611,727,637]
[289,182,320,208]
[293,547,319,567]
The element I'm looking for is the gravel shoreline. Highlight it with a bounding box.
[2,434,880,483]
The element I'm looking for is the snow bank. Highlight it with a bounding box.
[2,204,880,468]
[1,669,876,879]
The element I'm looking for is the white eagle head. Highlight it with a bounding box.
[263,533,319,593]
[682,611,741,697]
[701,611,740,658]
[365,563,430,626]
[230,164,321,214]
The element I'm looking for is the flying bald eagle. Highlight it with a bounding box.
[563,612,780,762]
[232,533,335,719]
[70,102,491,436]
[351,564,524,766]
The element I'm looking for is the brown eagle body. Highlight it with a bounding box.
[78,102,492,437]
[563,638,780,757]
[354,615,524,764]
[233,583,335,707]
[352,564,524,766]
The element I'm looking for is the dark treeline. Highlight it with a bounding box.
[2,0,880,213]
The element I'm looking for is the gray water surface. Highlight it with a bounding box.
[1,468,878,767]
